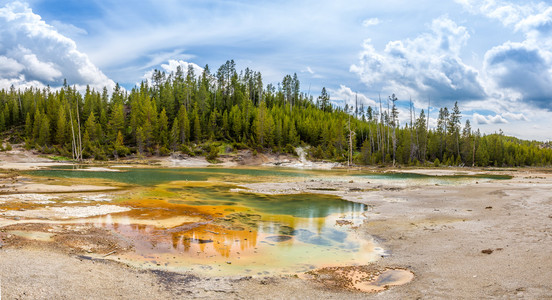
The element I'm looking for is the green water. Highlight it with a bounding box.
[165,183,361,218]
[26,165,376,274]
[24,165,509,275]
[28,166,314,186]
[28,166,511,187]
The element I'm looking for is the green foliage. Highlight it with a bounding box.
[0,60,550,166]
[205,144,220,163]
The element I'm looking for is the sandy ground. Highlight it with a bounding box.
[238,170,552,298]
[1,147,552,299]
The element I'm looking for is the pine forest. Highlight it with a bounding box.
[1,60,551,167]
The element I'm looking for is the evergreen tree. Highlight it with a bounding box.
[56,107,67,145]
[158,108,169,148]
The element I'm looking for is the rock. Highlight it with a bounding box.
[481,249,493,254]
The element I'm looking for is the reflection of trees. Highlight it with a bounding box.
[88,189,368,260]
[169,224,260,258]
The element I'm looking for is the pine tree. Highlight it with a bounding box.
[25,112,32,138]
[136,126,145,154]
[192,109,201,144]
[170,117,179,151]
[109,103,125,141]
[415,109,427,161]
[158,108,169,148]
[254,101,268,146]
[177,105,190,144]
[56,107,67,145]
[448,102,461,158]
[38,116,50,146]
[85,112,99,143]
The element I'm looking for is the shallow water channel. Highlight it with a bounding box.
[26,166,508,276]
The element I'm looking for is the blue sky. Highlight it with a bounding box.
[0,0,551,140]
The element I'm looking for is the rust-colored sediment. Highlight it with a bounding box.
[303,265,414,293]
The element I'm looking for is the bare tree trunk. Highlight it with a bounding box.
[69,108,76,160]
[387,97,390,161]
[378,95,384,163]
[472,136,476,167]
[76,99,83,161]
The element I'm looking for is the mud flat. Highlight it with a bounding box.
[1,167,552,299]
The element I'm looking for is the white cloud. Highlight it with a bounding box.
[0,56,24,76]
[141,59,203,83]
[139,50,195,72]
[455,0,531,27]
[473,112,508,125]
[0,1,115,91]
[362,18,380,27]
[483,41,552,109]
[350,16,486,107]
[457,0,552,43]
[328,85,376,109]
[502,112,527,121]
[50,20,88,37]
[455,0,552,112]
[300,66,324,79]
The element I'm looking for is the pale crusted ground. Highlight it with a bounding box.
[237,169,552,299]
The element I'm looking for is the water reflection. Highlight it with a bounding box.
[86,180,375,275]
[28,166,382,275]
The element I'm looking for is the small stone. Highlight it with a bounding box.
[481,249,493,254]
[226,261,232,264]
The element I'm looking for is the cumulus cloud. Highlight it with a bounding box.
[455,0,552,111]
[473,113,508,125]
[0,1,114,91]
[483,41,552,109]
[502,112,528,121]
[328,85,376,109]
[362,18,380,27]
[350,16,486,107]
[455,0,532,27]
[142,59,204,83]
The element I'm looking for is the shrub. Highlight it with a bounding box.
[284,144,295,155]
[206,144,219,163]
[158,146,171,156]
[179,144,193,156]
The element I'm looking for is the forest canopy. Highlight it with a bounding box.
[1,60,551,167]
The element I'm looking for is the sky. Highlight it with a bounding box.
[0,0,551,141]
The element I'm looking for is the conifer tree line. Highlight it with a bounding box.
[0,59,551,166]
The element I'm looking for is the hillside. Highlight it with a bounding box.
[0,60,551,167]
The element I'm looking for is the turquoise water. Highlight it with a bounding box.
[28,166,510,187]
[27,166,314,186]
